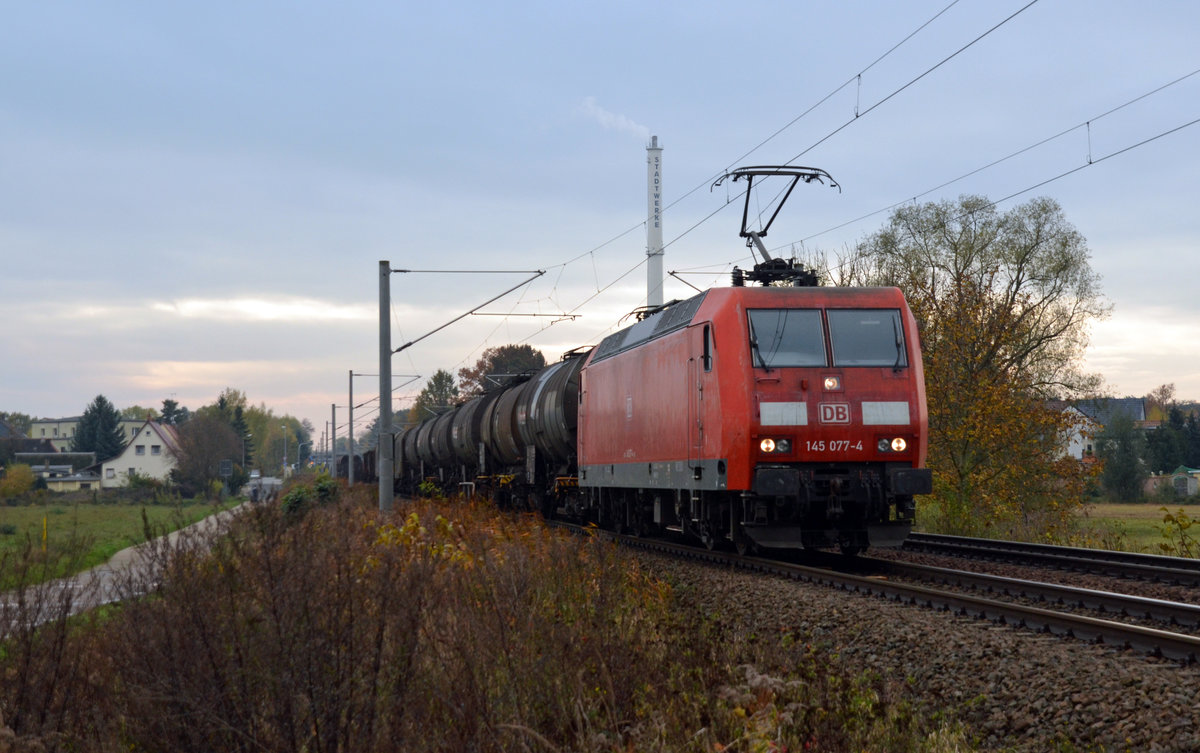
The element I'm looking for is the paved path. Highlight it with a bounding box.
[3,482,280,627]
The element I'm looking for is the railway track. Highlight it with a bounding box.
[858,555,1200,630]
[904,532,1200,587]
[563,524,1200,663]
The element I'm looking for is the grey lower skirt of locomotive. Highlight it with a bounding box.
[572,456,929,555]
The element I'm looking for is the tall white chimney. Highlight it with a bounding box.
[646,135,664,307]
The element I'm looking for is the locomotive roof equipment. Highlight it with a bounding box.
[713,165,840,287]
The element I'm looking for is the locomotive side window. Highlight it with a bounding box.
[747,309,826,368]
[827,309,907,367]
[702,324,713,372]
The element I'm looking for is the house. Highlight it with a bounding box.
[100,420,181,488]
[29,417,149,453]
[1060,397,1147,461]
[15,452,100,492]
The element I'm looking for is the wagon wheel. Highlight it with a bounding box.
[734,531,756,557]
[838,538,862,556]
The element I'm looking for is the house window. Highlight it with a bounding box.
[128,468,135,477]
[80,483,91,490]
[53,428,59,437]
[106,468,115,479]
[151,445,162,456]
[135,445,146,456]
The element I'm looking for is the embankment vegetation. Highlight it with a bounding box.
[0,477,967,753]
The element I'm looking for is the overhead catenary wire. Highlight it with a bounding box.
[778,66,1200,251]
[401,2,979,378]
[390,0,1191,396]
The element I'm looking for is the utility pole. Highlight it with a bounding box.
[348,370,355,486]
[378,260,394,512]
[331,403,337,480]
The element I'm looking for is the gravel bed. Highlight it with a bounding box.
[634,549,1200,753]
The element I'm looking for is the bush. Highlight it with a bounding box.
[1159,507,1199,558]
[0,463,35,499]
[0,491,965,752]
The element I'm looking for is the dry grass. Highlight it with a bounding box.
[0,477,969,752]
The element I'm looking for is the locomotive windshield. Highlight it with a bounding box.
[827,309,907,367]
[747,308,907,368]
[747,309,826,368]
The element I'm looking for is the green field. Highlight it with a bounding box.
[0,497,237,583]
[1081,502,1195,554]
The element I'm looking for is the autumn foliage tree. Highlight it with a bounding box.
[846,195,1109,539]
[170,414,240,497]
[407,369,460,425]
[457,345,546,397]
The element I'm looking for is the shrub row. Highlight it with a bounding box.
[0,481,965,752]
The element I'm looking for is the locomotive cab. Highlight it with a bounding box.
[739,290,932,552]
[577,284,932,555]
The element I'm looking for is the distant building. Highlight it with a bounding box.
[15,451,96,472]
[21,461,103,492]
[0,418,24,439]
[100,420,181,488]
[1147,466,1200,498]
[1060,397,1148,461]
[44,471,102,493]
[29,416,149,453]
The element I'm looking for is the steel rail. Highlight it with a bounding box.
[904,532,1200,587]
[570,526,1200,663]
[861,556,1200,630]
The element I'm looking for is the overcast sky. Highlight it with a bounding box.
[2,1,1198,440]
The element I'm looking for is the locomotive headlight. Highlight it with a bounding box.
[877,438,890,452]
[823,376,841,391]
[891,437,907,453]
[758,438,791,453]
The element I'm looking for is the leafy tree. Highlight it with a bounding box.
[845,195,1109,538]
[121,405,160,420]
[1146,406,1188,474]
[408,369,459,424]
[457,345,546,397]
[0,411,33,437]
[232,406,253,468]
[1184,412,1200,468]
[356,411,411,453]
[170,415,240,497]
[160,399,191,426]
[71,395,128,462]
[1144,383,1177,423]
[1097,411,1147,502]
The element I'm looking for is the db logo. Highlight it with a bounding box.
[819,403,851,424]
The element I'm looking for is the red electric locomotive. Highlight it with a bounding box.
[392,166,931,553]
[576,282,930,554]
